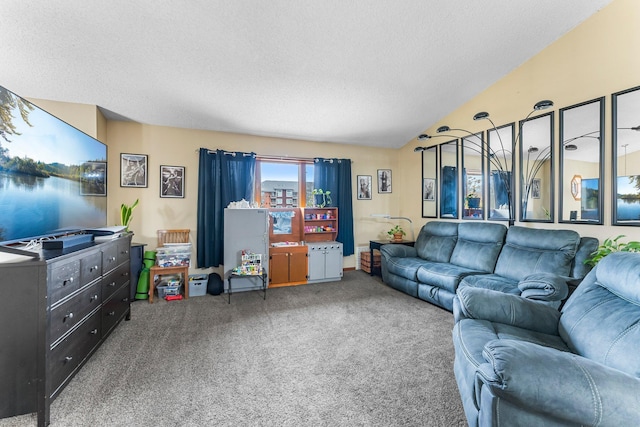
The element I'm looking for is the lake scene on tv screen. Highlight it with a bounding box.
[617,175,640,221]
[0,86,107,244]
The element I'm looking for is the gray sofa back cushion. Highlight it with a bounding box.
[494,227,580,281]
[570,236,599,279]
[449,222,507,272]
[415,221,458,262]
[560,252,640,377]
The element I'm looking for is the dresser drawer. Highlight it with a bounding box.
[49,260,81,304]
[102,263,130,301]
[102,284,130,336]
[80,251,103,284]
[49,312,101,397]
[117,239,131,266]
[102,243,119,274]
[49,282,101,345]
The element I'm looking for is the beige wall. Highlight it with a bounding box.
[402,0,640,243]
[30,0,640,273]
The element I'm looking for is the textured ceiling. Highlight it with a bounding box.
[1,1,611,148]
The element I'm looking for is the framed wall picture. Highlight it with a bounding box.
[80,161,107,196]
[570,174,582,201]
[532,178,541,199]
[377,169,392,193]
[357,175,372,200]
[160,165,185,198]
[423,178,435,201]
[120,153,148,188]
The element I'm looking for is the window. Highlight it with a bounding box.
[256,159,314,208]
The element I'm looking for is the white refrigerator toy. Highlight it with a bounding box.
[223,208,269,293]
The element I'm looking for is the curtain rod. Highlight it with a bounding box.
[196,149,352,163]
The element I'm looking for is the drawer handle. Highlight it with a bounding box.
[64,356,73,363]
[107,311,116,316]
[122,297,129,302]
[110,256,116,262]
[63,277,74,286]
[90,294,99,302]
[108,281,116,287]
[90,329,99,335]
[122,249,129,255]
[122,272,129,277]
[63,312,74,321]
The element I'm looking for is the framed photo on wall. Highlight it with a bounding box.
[377,169,392,193]
[357,175,372,200]
[160,165,185,198]
[120,153,148,188]
[423,178,435,201]
[532,178,541,199]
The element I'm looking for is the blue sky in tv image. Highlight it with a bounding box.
[0,86,108,244]
[2,87,106,165]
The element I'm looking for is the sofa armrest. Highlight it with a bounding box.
[477,340,640,425]
[454,286,560,335]
[379,244,417,259]
[517,272,569,302]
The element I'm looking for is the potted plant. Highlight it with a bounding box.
[387,225,406,242]
[311,188,332,208]
[584,235,640,267]
[120,199,139,232]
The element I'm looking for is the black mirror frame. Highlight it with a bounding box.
[421,146,438,218]
[612,85,640,226]
[438,139,459,220]
[519,112,555,223]
[461,132,485,220]
[486,123,515,223]
[558,97,605,225]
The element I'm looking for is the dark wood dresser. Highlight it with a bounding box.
[0,233,132,426]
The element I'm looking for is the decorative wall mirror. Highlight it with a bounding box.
[487,123,514,222]
[439,139,459,219]
[421,145,438,218]
[461,133,484,220]
[519,112,554,222]
[559,98,604,224]
[612,85,640,226]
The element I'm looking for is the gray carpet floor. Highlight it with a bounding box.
[1,271,466,427]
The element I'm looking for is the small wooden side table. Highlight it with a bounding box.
[148,265,189,303]
[369,240,415,277]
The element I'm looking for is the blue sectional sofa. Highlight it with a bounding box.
[452,251,640,426]
[379,221,598,311]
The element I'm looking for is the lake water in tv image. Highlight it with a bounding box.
[0,172,106,242]
[617,199,640,221]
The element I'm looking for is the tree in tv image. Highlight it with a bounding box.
[617,175,640,221]
[0,86,107,243]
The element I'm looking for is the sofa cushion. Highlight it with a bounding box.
[416,262,485,294]
[517,272,568,301]
[560,252,640,377]
[459,274,520,295]
[449,222,507,272]
[383,256,432,281]
[414,221,458,262]
[493,227,580,281]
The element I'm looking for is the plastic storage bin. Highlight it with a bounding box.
[156,284,182,298]
[188,274,208,297]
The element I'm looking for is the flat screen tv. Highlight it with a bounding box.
[0,85,107,246]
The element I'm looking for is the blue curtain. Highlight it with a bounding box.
[197,149,256,268]
[492,170,511,207]
[314,158,355,256]
[440,166,458,218]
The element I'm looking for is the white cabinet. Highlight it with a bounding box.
[307,242,343,283]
